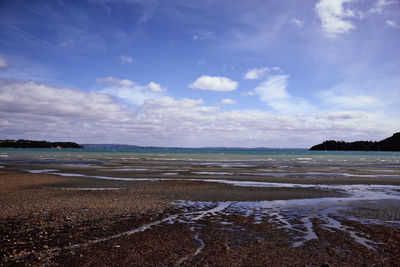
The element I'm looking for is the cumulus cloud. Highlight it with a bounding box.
[316,0,356,38]
[189,75,238,91]
[220,98,236,105]
[0,80,128,120]
[146,82,166,92]
[0,55,8,69]
[120,55,133,64]
[96,77,165,105]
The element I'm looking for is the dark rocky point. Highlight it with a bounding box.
[310,132,400,151]
[0,139,83,149]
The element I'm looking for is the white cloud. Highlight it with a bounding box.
[241,91,255,96]
[120,55,133,64]
[189,75,238,92]
[244,67,281,80]
[0,80,127,120]
[220,98,236,105]
[319,90,382,109]
[96,77,165,105]
[0,79,397,148]
[290,18,304,28]
[316,0,356,38]
[146,82,166,92]
[0,55,8,69]
[315,111,368,121]
[191,30,213,41]
[59,39,75,47]
[386,20,400,29]
[317,76,400,110]
[255,75,290,101]
[370,0,396,14]
[96,77,135,87]
[197,59,206,65]
[244,67,269,80]
[254,74,311,114]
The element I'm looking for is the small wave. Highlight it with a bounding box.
[26,169,58,173]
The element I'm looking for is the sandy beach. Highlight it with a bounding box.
[1,167,400,266]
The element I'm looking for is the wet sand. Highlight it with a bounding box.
[1,168,400,266]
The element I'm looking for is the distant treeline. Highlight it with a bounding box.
[0,139,83,149]
[310,133,400,151]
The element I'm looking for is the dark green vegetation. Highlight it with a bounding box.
[310,132,400,151]
[0,139,83,149]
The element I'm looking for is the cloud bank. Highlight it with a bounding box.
[0,79,396,147]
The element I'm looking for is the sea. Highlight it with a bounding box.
[1,147,400,164]
[1,147,400,182]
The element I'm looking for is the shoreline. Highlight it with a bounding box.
[1,166,400,265]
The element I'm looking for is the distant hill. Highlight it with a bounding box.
[310,133,400,151]
[81,144,281,150]
[82,144,141,149]
[0,139,83,149]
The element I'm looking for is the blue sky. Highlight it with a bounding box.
[0,0,399,147]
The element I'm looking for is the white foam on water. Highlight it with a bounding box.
[239,172,400,178]
[366,169,400,173]
[192,171,234,175]
[255,169,283,172]
[62,164,95,167]
[297,158,313,161]
[26,169,59,173]
[51,172,88,177]
[103,168,152,171]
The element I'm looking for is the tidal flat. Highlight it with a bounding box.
[1,150,400,266]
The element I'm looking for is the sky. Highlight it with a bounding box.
[0,0,399,148]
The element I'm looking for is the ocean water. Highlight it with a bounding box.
[1,147,400,181]
[1,147,400,164]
